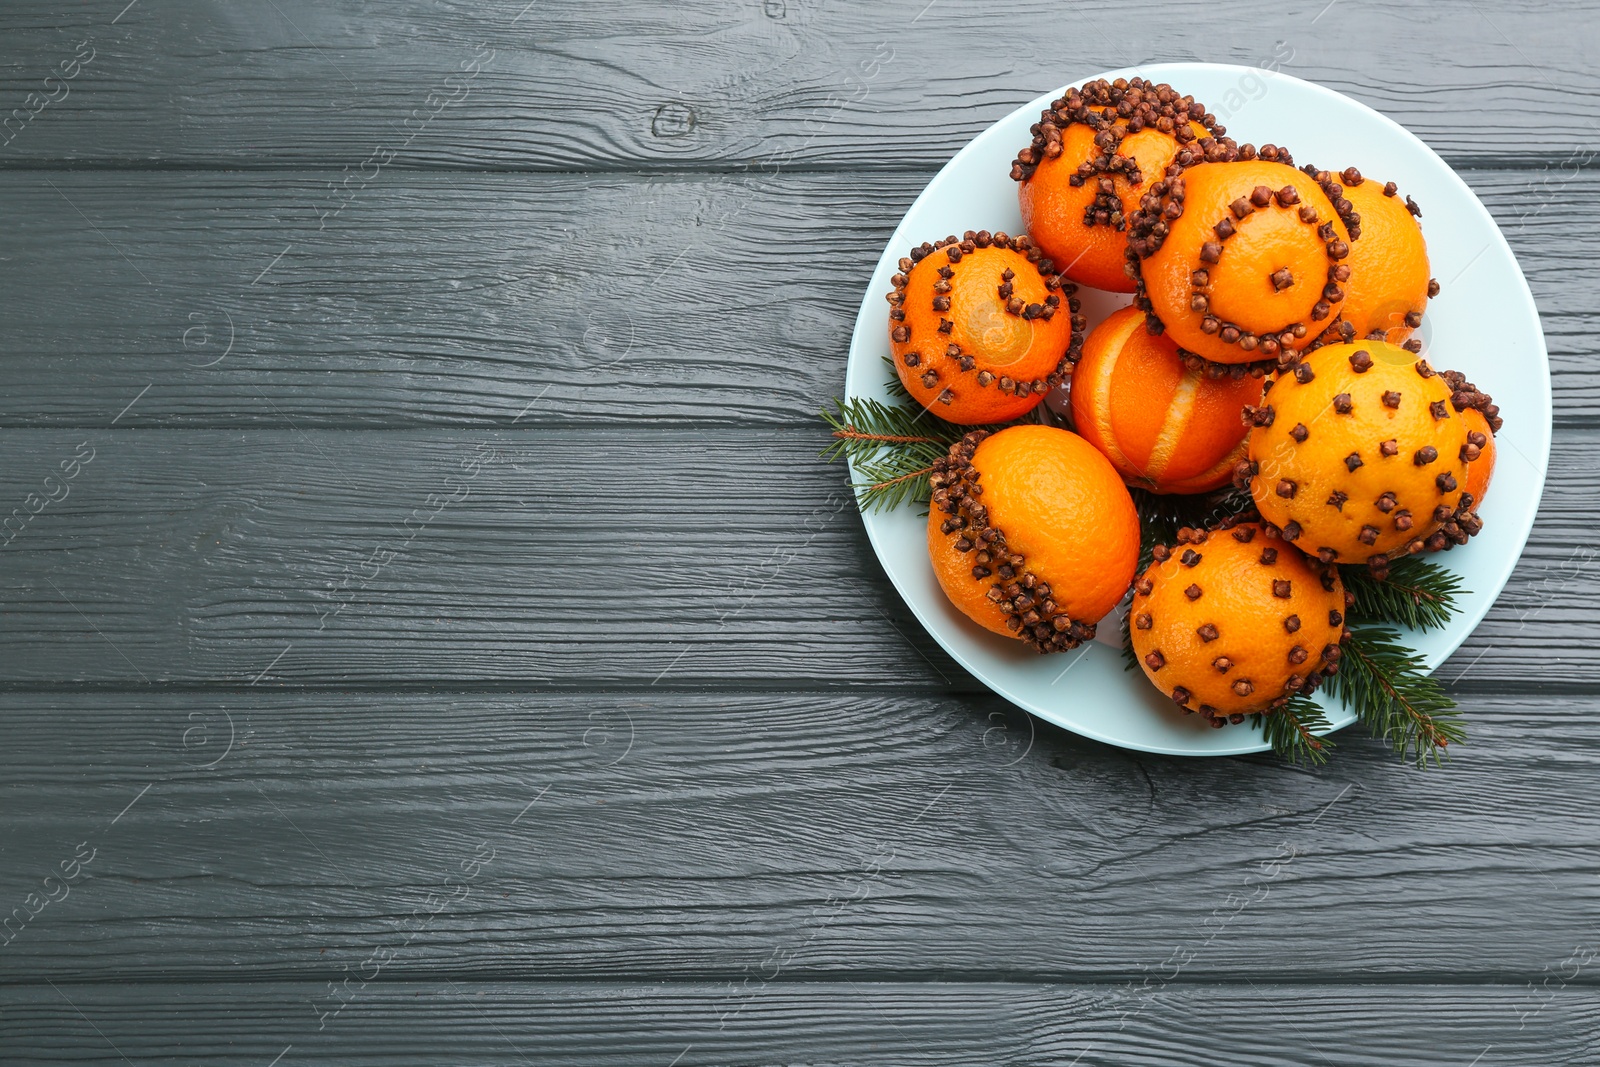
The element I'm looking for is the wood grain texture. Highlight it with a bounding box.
[1,1,1595,1057]
[0,691,1596,982]
[0,426,1580,687]
[0,169,1590,427]
[0,980,1590,1066]
[0,0,1595,169]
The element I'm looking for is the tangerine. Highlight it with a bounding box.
[1012,79,1234,293]
[1242,342,1485,576]
[889,232,1082,424]
[1129,522,1346,724]
[927,425,1140,649]
[1130,159,1357,368]
[1071,306,1265,494]
[1314,167,1435,347]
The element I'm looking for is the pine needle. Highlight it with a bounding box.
[1340,556,1466,632]
[1255,696,1336,766]
[881,355,911,400]
[1323,625,1464,766]
[1119,603,1139,673]
[818,396,967,513]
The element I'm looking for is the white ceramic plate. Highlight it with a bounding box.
[846,62,1551,756]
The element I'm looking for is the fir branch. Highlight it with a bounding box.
[880,355,911,400]
[1129,485,1254,570]
[819,396,946,459]
[829,427,944,446]
[1340,556,1466,632]
[818,396,967,513]
[1254,696,1336,766]
[845,456,939,512]
[1324,625,1464,766]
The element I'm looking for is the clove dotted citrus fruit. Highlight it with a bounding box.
[889,231,1084,425]
[927,424,1140,650]
[1011,77,1239,293]
[1129,157,1362,371]
[1240,341,1485,577]
[1307,166,1435,349]
[1071,305,1265,494]
[1129,522,1347,725]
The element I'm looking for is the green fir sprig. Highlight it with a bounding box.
[1341,556,1466,632]
[1254,697,1337,767]
[1325,624,1466,766]
[819,396,966,512]
[1129,485,1253,570]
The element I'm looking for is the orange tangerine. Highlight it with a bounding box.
[1315,168,1435,347]
[1439,368,1501,515]
[888,232,1082,425]
[927,425,1139,649]
[1012,78,1235,293]
[1131,159,1358,368]
[1460,406,1495,507]
[1242,342,1485,576]
[1129,522,1346,724]
[1071,306,1265,494]
[1019,124,1139,293]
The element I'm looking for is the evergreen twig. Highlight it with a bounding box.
[881,355,911,401]
[1324,625,1464,766]
[1254,697,1336,766]
[1340,556,1466,632]
[819,396,966,513]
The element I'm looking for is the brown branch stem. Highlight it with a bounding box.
[1347,641,1447,746]
[833,427,944,446]
[867,465,936,491]
[1387,579,1448,608]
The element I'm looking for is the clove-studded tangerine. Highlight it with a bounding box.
[1459,407,1496,507]
[1070,306,1265,494]
[1442,368,1502,511]
[888,231,1084,424]
[1011,78,1237,292]
[927,424,1140,650]
[1239,341,1485,577]
[1307,167,1435,349]
[1129,522,1347,725]
[1128,157,1361,370]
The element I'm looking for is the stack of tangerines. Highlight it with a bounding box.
[893,77,1502,727]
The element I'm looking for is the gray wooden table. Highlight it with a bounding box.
[0,2,1595,1063]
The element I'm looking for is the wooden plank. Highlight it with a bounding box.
[0,169,1590,428]
[0,3,1586,1055]
[0,0,1595,169]
[0,426,1583,687]
[0,979,1589,1066]
[0,690,1597,981]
